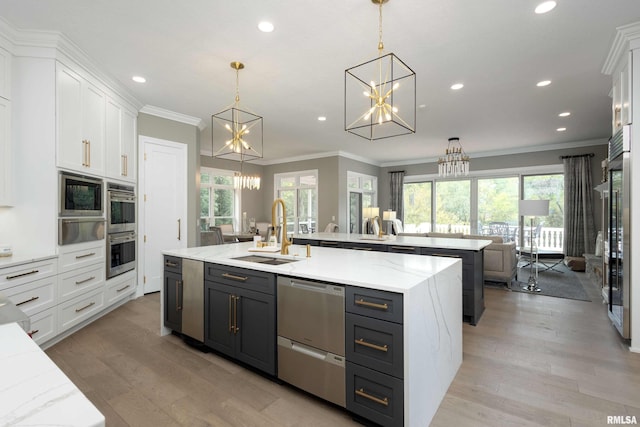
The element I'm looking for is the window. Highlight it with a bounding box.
[436,180,471,234]
[200,167,240,231]
[347,171,378,234]
[403,181,432,233]
[274,170,318,234]
[522,174,564,249]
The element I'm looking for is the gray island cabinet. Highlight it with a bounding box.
[294,232,491,325]
[162,242,463,427]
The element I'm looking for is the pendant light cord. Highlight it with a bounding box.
[377,0,384,55]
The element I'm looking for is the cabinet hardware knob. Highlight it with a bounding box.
[355,299,389,310]
[355,338,388,352]
[355,388,389,406]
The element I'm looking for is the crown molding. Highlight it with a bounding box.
[257,150,380,167]
[379,138,608,168]
[602,21,640,75]
[140,105,206,130]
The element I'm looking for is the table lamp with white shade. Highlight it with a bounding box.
[363,207,379,234]
[519,199,550,292]
[383,210,396,234]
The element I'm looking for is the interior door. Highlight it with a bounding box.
[139,137,187,294]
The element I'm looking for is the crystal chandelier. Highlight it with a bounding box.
[233,171,261,190]
[344,0,416,141]
[438,137,470,177]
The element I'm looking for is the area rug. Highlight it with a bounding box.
[488,263,592,301]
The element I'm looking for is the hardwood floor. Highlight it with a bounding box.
[45,276,640,426]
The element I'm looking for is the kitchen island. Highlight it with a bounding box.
[294,232,492,325]
[162,242,462,427]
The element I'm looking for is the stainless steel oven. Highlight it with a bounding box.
[107,182,136,233]
[59,172,103,217]
[107,231,136,279]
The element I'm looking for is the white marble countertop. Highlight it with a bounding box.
[0,322,105,426]
[163,241,459,294]
[292,232,492,251]
[0,252,58,269]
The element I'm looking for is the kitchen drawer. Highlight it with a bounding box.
[342,242,387,252]
[205,263,275,295]
[0,257,57,291]
[346,313,403,378]
[59,241,105,272]
[319,240,342,248]
[421,247,473,265]
[58,287,104,333]
[346,286,403,324]
[387,245,420,254]
[58,263,104,303]
[27,307,58,346]
[346,362,403,427]
[163,255,182,274]
[3,276,57,316]
[105,271,136,305]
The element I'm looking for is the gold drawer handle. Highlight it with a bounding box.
[28,329,40,337]
[431,253,461,258]
[320,241,339,246]
[75,276,95,285]
[116,284,130,292]
[355,298,388,310]
[349,247,372,251]
[165,261,179,267]
[75,301,95,313]
[222,273,248,282]
[16,296,40,306]
[76,252,96,259]
[355,388,389,407]
[391,246,416,251]
[355,338,388,352]
[6,270,39,280]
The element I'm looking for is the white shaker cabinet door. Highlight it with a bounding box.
[105,96,122,180]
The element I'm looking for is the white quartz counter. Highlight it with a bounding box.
[293,232,492,251]
[0,322,105,426]
[163,241,459,294]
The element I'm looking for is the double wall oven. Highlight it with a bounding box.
[106,182,136,279]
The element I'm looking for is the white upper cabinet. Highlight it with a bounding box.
[0,48,10,100]
[56,63,105,176]
[611,53,632,134]
[105,97,137,182]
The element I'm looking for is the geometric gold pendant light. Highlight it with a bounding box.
[345,0,416,141]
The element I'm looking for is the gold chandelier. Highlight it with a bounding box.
[438,137,470,177]
[345,0,416,141]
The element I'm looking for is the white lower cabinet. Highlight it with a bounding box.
[58,287,105,333]
[3,275,56,316]
[105,270,136,305]
[58,241,105,272]
[58,263,104,303]
[28,308,58,345]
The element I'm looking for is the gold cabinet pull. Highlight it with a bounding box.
[233,295,240,333]
[6,270,39,280]
[122,154,126,176]
[431,253,461,258]
[28,329,40,336]
[320,241,339,246]
[75,276,95,285]
[355,338,388,352]
[87,140,91,167]
[165,261,178,268]
[228,294,233,332]
[176,280,182,311]
[75,301,95,313]
[222,273,248,282]
[348,246,372,251]
[355,388,389,407]
[391,246,416,251]
[177,219,181,240]
[76,252,96,259]
[116,284,130,292]
[16,296,40,306]
[82,140,87,166]
[355,298,389,310]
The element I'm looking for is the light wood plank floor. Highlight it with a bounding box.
[46,275,640,426]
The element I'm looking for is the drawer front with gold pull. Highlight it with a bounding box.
[346,312,403,378]
[346,286,403,324]
[346,361,403,427]
[206,263,275,295]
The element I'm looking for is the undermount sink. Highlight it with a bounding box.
[232,255,300,265]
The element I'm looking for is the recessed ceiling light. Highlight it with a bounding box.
[132,76,146,83]
[535,1,557,14]
[558,112,571,117]
[317,116,327,121]
[450,83,464,90]
[258,21,274,32]
[557,127,566,132]
[536,80,551,87]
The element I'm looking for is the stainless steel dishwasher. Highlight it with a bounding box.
[277,276,345,407]
[182,259,204,342]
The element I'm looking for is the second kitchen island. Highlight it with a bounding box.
[162,242,462,427]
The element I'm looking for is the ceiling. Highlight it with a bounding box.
[1,0,639,165]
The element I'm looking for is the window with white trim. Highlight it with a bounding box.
[200,167,240,231]
[274,170,318,234]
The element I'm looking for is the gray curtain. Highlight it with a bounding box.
[389,171,405,222]
[563,156,596,257]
